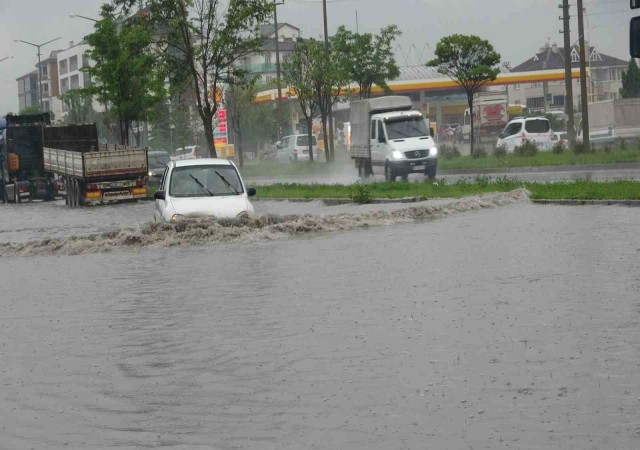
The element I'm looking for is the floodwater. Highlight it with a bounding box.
[1,196,640,449]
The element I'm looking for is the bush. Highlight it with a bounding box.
[603,144,613,154]
[616,138,627,150]
[350,181,372,204]
[493,145,507,158]
[514,139,538,157]
[440,144,461,160]
[552,141,567,154]
[472,146,488,158]
[572,141,594,154]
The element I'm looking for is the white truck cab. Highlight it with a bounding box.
[351,96,438,181]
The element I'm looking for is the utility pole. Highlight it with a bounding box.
[273,0,285,140]
[322,0,335,162]
[559,0,575,146]
[576,0,590,147]
[14,37,62,110]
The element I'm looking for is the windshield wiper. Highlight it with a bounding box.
[189,174,214,196]
[215,171,240,195]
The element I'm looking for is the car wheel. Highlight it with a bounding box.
[385,162,396,182]
[426,166,437,180]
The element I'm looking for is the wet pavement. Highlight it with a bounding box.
[1,198,640,449]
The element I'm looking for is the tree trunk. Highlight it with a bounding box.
[237,130,244,168]
[203,114,217,158]
[328,111,335,162]
[307,117,314,162]
[320,113,329,163]
[468,94,475,157]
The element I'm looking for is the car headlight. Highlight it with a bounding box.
[429,147,438,157]
[392,150,405,160]
[171,214,186,222]
[148,171,153,177]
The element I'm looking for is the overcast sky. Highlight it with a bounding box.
[0,0,635,115]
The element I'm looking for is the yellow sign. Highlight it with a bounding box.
[8,153,19,171]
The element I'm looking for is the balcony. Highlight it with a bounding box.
[244,63,277,74]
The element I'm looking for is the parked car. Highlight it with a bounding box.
[148,150,172,183]
[172,145,202,161]
[153,158,256,222]
[496,117,557,152]
[274,134,319,161]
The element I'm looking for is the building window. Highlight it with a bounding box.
[531,82,541,88]
[70,74,80,89]
[83,73,92,88]
[264,53,272,65]
[526,97,545,110]
[60,77,69,94]
[41,64,48,78]
[59,59,68,75]
[42,83,49,95]
[571,48,580,62]
[70,55,78,72]
[552,95,565,108]
[43,100,50,112]
[82,54,90,68]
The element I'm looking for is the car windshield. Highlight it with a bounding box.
[296,135,317,146]
[385,117,429,140]
[148,153,171,169]
[169,165,244,197]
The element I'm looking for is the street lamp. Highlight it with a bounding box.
[69,13,98,22]
[13,37,62,109]
[0,56,14,63]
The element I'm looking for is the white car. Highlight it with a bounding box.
[172,145,202,161]
[275,134,319,161]
[495,117,557,152]
[153,159,256,222]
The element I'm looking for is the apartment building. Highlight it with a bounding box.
[240,23,300,85]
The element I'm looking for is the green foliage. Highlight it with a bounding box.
[439,144,461,160]
[620,58,640,99]
[493,145,507,157]
[19,105,55,122]
[514,139,538,157]
[544,113,566,132]
[572,141,594,154]
[473,146,488,158]
[552,141,567,154]
[350,181,372,204]
[83,4,166,145]
[60,90,96,125]
[148,95,193,152]
[332,25,402,99]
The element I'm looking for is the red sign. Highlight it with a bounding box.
[217,109,227,121]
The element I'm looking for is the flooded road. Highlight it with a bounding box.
[1,199,640,449]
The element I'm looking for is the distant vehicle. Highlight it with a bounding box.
[172,145,202,161]
[1,113,148,206]
[148,150,171,183]
[496,117,557,152]
[274,134,319,162]
[350,96,438,181]
[153,158,256,222]
[462,94,509,143]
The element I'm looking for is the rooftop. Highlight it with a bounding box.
[511,43,627,72]
[259,23,300,37]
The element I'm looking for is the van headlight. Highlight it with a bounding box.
[171,214,186,222]
[148,171,153,177]
[392,150,405,160]
[429,147,438,157]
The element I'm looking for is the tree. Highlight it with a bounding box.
[310,39,348,162]
[19,105,55,122]
[225,76,257,168]
[620,58,640,99]
[427,34,501,155]
[115,0,274,158]
[332,25,401,99]
[148,94,193,152]
[83,4,166,146]
[283,39,320,162]
[60,90,96,125]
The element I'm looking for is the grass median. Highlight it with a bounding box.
[253,179,640,201]
[236,146,640,179]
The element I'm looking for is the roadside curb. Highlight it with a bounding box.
[532,199,640,206]
[440,162,640,176]
[253,196,430,206]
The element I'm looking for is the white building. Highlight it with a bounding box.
[508,42,629,112]
[55,40,98,119]
[240,23,300,85]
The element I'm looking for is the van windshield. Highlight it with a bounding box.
[169,165,244,197]
[385,117,429,140]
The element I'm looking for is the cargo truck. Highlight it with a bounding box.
[1,113,148,206]
[350,96,438,181]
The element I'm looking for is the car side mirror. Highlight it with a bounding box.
[154,190,166,200]
[275,141,282,148]
[246,187,256,197]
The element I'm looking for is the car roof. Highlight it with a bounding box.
[173,158,233,168]
[510,116,549,122]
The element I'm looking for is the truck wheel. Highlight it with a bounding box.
[384,162,396,182]
[76,181,84,207]
[70,179,77,207]
[15,186,21,204]
[426,166,437,180]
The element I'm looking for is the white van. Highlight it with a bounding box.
[496,117,557,152]
[172,145,202,161]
